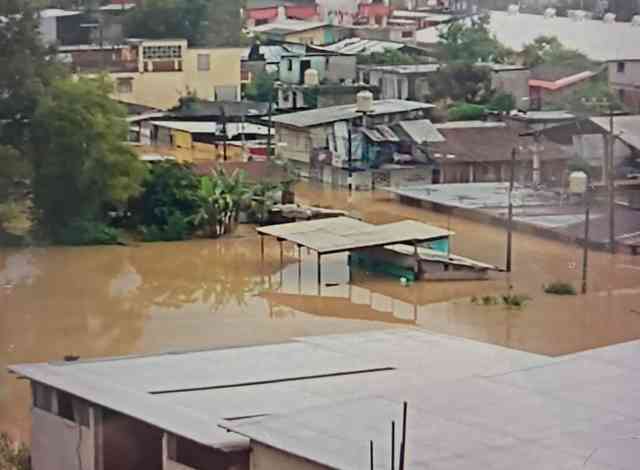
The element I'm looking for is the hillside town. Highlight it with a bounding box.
[1,0,640,469]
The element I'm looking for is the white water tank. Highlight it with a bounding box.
[507,4,520,15]
[569,171,588,194]
[356,90,374,114]
[603,12,616,23]
[632,15,640,26]
[304,68,319,86]
[544,8,556,18]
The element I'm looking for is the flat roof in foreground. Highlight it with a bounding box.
[257,216,453,254]
[10,329,640,468]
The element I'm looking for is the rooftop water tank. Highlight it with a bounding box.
[603,13,616,23]
[304,68,319,86]
[356,90,374,114]
[569,171,588,194]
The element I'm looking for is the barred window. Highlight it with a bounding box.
[143,45,182,60]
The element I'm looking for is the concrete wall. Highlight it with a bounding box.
[609,61,640,113]
[276,126,313,162]
[326,56,357,83]
[492,69,531,107]
[368,71,409,100]
[39,16,57,46]
[250,442,330,470]
[31,407,95,470]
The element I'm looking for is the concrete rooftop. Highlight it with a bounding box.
[10,328,640,469]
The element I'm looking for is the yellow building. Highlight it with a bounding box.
[99,39,244,110]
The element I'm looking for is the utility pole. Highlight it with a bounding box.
[347,126,353,193]
[581,180,591,294]
[506,147,516,273]
[266,98,273,158]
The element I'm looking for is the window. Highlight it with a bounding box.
[142,45,182,60]
[33,383,53,413]
[288,59,293,72]
[197,53,210,71]
[617,61,626,73]
[618,88,626,101]
[57,391,74,421]
[116,78,133,94]
[401,30,414,38]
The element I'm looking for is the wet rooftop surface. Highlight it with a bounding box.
[12,329,640,470]
[2,182,640,442]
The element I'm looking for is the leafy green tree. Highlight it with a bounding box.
[521,36,593,70]
[207,0,249,47]
[132,161,201,240]
[1,1,64,236]
[488,92,516,112]
[124,0,210,46]
[244,71,276,103]
[31,77,146,241]
[428,64,493,104]
[447,103,487,121]
[565,78,623,115]
[438,14,513,63]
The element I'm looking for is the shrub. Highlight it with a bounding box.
[488,92,516,112]
[544,281,577,296]
[501,293,531,308]
[0,433,31,470]
[141,212,191,242]
[54,219,120,246]
[447,103,486,121]
[481,295,498,306]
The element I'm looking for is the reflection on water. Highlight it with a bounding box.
[2,182,640,441]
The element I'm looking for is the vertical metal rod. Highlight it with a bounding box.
[608,110,616,253]
[348,253,352,284]
[369,440,374,470]
[399,402,407,470]
[391,421,396,470]
[279,240,283,267]
[582,186,591,295]
[317,253,322,295]
[348,126,353,193]
[506,147,516,273]
[260,235,265,261]
[298,246,302,294]
[267,99,273,158]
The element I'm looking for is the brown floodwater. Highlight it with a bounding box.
[1,182,639,442]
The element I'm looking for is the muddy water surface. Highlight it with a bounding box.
[2,183,640,441]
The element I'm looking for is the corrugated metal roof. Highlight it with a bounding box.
[151,121,217,133]
[397,119,445,144]
[591,115,640,150]
[269,100,434,128]
[257,216,452,253]
[320,38,406,55]
[361,125,400,143]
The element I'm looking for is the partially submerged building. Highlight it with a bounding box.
[430,120,574,185]
[270,99,435,186]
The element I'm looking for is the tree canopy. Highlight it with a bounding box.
[244,71,276,103]
[438,15,513,63]
[31,77,146,239]
[428,63,493,104]
[123,0,247,47]
[521,36,593,69]
[357,49,423,66]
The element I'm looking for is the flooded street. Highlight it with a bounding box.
[2,182,640,442]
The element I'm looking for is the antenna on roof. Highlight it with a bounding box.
[370,440,374,470]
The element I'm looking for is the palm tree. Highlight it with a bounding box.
[194,169,250,238]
